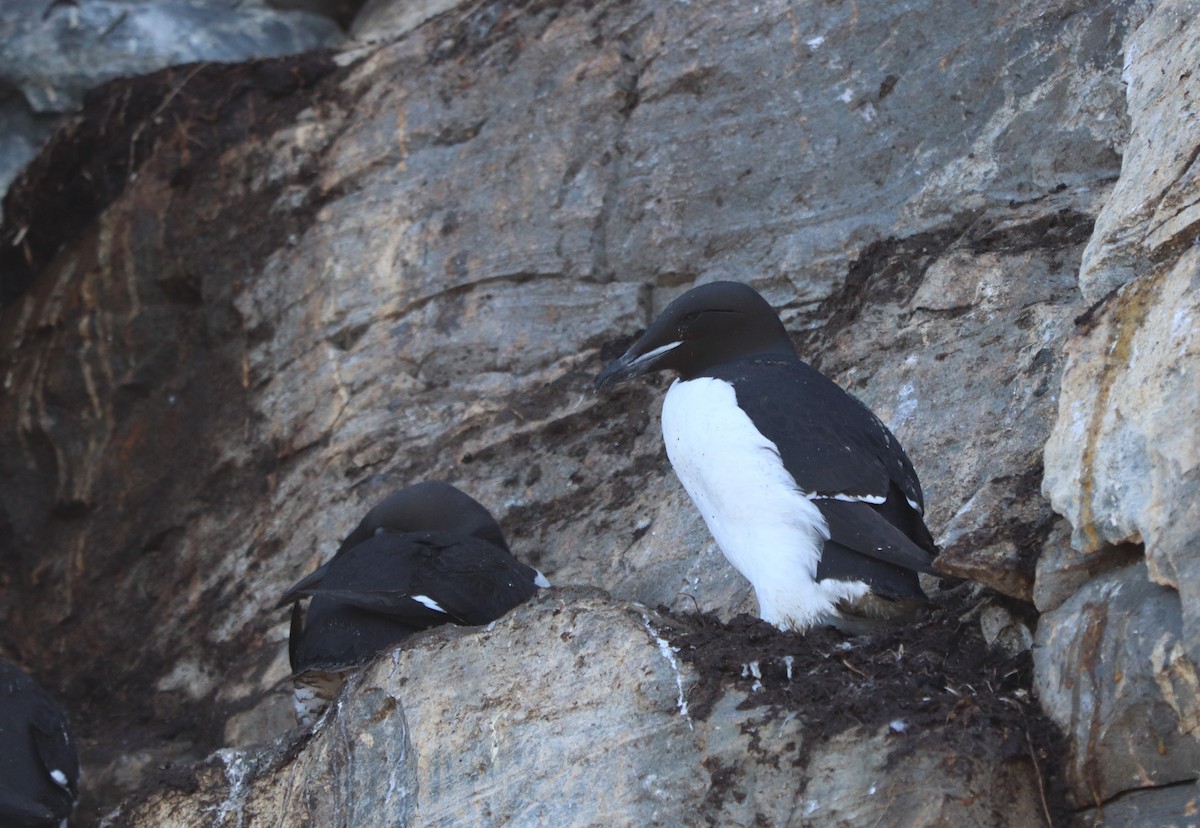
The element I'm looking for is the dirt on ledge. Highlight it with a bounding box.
[655,589,1072,825]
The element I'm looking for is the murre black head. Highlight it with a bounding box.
[336,480,511,555]
[594,281,795,388]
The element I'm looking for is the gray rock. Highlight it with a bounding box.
[979,603,1034,657]
[351,0,466,40]
[1077,0,1200,303]
[801,725,1046,827]
[0,0,1172,820]
[0,94,59,222]
[1032,521,1140,614]
[268,0,369,30]
[1071,780,1200,828]
[1042,1,1200,683]
[1042,246,1200,648]
[1035,563,1200,806]
[0,0,342,114]
[0,0,343,217]
[116,589,1046,826]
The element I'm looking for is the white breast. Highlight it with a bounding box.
[661,377,869,630]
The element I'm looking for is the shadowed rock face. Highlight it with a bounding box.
[0,0,346,226]
[0,0,1196,823]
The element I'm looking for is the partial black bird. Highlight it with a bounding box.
[279,481,549,723]
[595,280,937,632]
[0,660,80,828]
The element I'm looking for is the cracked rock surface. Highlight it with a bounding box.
[0,0,1197,824]
[118,589,1055,827]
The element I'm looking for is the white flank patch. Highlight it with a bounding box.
[662,377,870,630]
[824,492,886,505]
[412,594,446,613]
[533,569,551,589]
[50,769,69,788]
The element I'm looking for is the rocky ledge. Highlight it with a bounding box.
[0,0,1197,824]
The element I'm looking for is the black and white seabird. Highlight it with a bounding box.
[0,660,80,828]
[595,281,937,632]
[278,481,549,722]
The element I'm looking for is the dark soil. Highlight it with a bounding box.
[655,589,1072,825]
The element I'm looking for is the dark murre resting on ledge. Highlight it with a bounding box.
[0,660,80,828]
[595,280,937,632]
[278,481,549,724]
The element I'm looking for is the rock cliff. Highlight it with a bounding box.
[0,0,345,227]
[0,0,1196,824]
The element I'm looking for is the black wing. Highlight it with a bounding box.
[276,559,334,609]
[288,599,424,674]
[712,357,937,583]
[716,356,935,547]
[281,531,541,627]
[714,357,923,505]
[0,789,58,826]
[812,498,937,596]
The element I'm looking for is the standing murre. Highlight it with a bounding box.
[0,660,80,828]
[595,281,937,632]
[278,481,549,724]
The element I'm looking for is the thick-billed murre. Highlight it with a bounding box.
[0,659,80,828]
[278,481,549,723]
[595,281,937,632]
